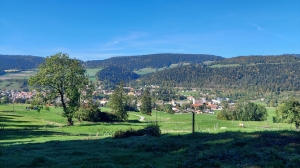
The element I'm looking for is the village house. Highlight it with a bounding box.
[99,98,109,106]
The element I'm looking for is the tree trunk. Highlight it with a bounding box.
[67,117,74,126]
[60,90,74,126]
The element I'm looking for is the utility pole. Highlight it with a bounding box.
[12,97,15,112]
[192,112,195,135]
[156,110,158,126]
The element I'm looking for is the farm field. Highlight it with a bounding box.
[0,68,101,90]
[85,68,102,82]
[0,70,36,80]
[133,67,165,75]
[0,81,28,91]
[0,104,299,167]
[134,63,190,75]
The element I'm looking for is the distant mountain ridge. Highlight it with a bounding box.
[137,57,300,92]
[1,53,299,73]
[85,53,225,70]
[212,54,300,65]
[0,55,45,71]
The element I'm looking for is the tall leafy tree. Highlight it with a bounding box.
[164,104,174,114]
[28,53,89,125]
[140,89,152,115]
[274,99,300,129]
[218,101,268,121]
[108,82,128,121]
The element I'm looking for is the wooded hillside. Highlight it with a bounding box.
[138,62,300,93]
[85,53,224,70]
[211,54,300,65]
[0,55,45,71]
[96,66,140,84]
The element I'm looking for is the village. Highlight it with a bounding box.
[0,87,229,114]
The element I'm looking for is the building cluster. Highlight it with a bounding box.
[1,87,229,114]
[1,90,35,101]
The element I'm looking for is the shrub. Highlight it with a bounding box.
[77,107,119,122]
[113,124,161,139]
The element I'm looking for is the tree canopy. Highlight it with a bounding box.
[108,82,128,121]
[273,99,300,129]
[140,90,152,115]
[28,53,90,125]
[217,101,268,121]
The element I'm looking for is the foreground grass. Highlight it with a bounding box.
[0,130,299,167]
[1,104,299,167]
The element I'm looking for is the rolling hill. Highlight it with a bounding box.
[85,53,224,70]
[137,54,300,93]
[0,55,45,71]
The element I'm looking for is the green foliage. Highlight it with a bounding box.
[96,66,140,84]
[85,53,224,70]
[30,92,46,112]
[138,60,300,94]
[140,89,152,115]
[218,101,268,121]
[113,124,161,138]
[0,54,44,71]
[211,54,300,65]
[273,99,300,129]
[28,52,90,125]
[164,104,174,114]
[124,95,138,112]
[108,82,128,121]
[0,96,9,104]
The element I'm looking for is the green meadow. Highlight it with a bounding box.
[0,70,36,80]
[86,68,102,82]
[0,68,102,89]
[0,104,299,167]
[134,63,190,75]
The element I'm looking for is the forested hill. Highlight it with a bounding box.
[211,54,300,65]
[85,53,224,70]
[96,66,140,85]
[138,62,300,92]
[0,55,45,70]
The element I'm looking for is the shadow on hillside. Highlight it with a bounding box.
[0,129,69,145]
[1,130,300,167]
[0,112,72,145]
[0,112,46,128]
[0,112,23,118]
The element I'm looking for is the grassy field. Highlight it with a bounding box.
[0,68,101,89]
[0,70,36,80]
[0,104,299,167]
[0,81,26,91]
[134,63,190,75]
[133,67,167,75]
[86,68,102,82]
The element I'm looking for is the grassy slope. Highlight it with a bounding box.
[134,63,191,75]
[0,68,101,89]
[0,70,36,80]
[86,68,102,82]
[0,104,299,167]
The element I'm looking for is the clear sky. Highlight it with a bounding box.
[0,0,299,61]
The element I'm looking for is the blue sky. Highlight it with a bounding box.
[0,0,299,61]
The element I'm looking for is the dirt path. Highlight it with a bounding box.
[131,114,145,121]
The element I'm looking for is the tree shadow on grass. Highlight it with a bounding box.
[0,130,299,167]
[0,113,44,128]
